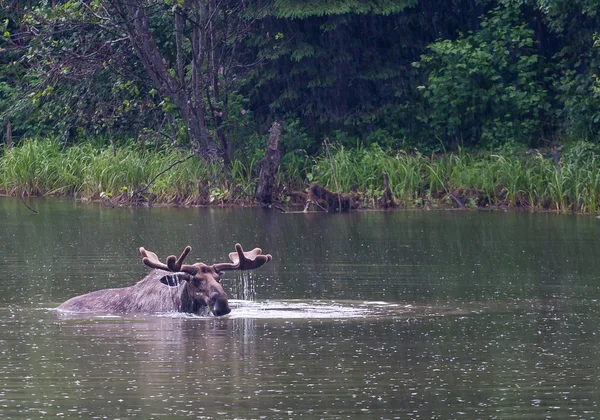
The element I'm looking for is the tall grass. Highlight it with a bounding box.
[0,139,258,204]
[2,139,600,213]
[305,142,600,213]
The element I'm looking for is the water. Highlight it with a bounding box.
[2,197,600,418]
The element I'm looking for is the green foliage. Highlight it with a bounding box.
[300,141,600,213]
[273,0,416,18]
[415,5,547,149]
[0,139,256,204]
[553,29,600,141]
[278,149,312,188]
[4,138,600,213]
[250,1,428,149]
[2,0,600,170]
[0,0,163,145]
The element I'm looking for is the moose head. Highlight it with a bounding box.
[139,243,272,316]
[57,243,272,316]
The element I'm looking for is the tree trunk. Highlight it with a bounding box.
[256,122,283,204]
[5,119,12,149]
[109,0,219,159]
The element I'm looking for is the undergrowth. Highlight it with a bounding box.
[1,139,599,213]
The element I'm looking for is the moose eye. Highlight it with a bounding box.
[160,274,181,287]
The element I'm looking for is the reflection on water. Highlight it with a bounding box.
[2,298,600,418]
[2,198,600,417]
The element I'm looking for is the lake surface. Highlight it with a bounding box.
[2,197,600,418]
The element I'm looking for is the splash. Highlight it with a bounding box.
[50,300,465,320]
[228,300,384,319]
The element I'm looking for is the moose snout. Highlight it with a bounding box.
[210,292,231,316]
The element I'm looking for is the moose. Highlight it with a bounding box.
[58,243,272,316]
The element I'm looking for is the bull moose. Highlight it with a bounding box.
[58,243,272,316]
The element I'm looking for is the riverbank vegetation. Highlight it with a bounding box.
[2,139,600,213]
[1,1,600,212]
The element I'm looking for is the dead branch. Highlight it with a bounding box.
[20,195,39,214]
[131,154,196,203]
[305,183,352,213]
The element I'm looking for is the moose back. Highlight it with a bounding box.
[58,243,272,316]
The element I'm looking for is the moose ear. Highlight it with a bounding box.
[160,274,188,287]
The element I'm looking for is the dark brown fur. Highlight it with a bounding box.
[58,268,230,316]
[58,243,271,317]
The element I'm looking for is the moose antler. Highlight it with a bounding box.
[140,243,272,274]
[213,243,272,272]
[139,246,198,275]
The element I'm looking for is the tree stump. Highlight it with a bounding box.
[256,121,283,205]
[305,183,352,213]
[379,172,396,209]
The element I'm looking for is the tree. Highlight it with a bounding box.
[246,0,501,152]
[3,0,600,156]
[415,5,547,149]
[524,0,600,141]
[248,1,420,146]
[11,0,270,159]
[4,0,164,148]
[0,0,49,145]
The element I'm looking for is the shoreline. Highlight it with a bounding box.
[2,140,600,216]
[0,190,588,216]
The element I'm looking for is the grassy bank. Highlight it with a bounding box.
[1,139,599,213]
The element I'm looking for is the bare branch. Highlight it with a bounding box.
[131,154,196,200]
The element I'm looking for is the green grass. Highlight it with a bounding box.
[0,139,258,204]
[304,143,600,213]
[2,139,600,213]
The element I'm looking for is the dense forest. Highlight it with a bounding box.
[1,1,600,210]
